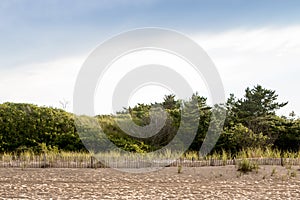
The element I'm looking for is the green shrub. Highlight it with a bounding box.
[291,171,297,178]
[237,159,259,173]
[271,168,277,176]
[178,164,182,174]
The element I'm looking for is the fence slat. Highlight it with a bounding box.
[1,155,300,169]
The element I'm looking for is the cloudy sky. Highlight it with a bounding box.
[0,0,300,116]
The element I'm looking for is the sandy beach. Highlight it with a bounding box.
[0,165,300,199]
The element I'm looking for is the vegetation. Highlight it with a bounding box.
[0,103,84,152]
[291,170,297,178]
[237,158,259,173]
[0,84,299,158]
[177,164,183,173]
[271,168,277,176]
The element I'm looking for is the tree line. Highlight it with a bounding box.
[0,85,299,155]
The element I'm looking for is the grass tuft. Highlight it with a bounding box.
[237,158,259,173]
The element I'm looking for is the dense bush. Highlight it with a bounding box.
[0,103,84,152]
[0,85,300,155]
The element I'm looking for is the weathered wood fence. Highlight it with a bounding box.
[1,155,300,168]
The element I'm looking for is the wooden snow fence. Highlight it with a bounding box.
[1,155,300,169]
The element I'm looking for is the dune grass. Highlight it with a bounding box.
[1,147,300,169]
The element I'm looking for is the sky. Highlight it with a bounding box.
[0,0,300,116]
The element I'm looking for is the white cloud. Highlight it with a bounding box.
[1,26,299,116]
[94,49,208,114]
[0,56,84,111]
[194,26,300,116]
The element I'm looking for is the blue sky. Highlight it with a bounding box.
[1,0,300,115]
[2,0,300,67]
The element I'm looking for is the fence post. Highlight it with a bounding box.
[43,153,47,168]
[91,156,94,169]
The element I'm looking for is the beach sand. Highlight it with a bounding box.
[0,165,299,199]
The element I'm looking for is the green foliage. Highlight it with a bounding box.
[291,170,297,178]
[237,158,259,173]
[0,85,299,156]
[228,85,287,120]
[178,164,183,174]
[274,118,300,151]
[0,103,85,153]
[226,85,288,145]
[218,123,270,154]
[271,168,277,176]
